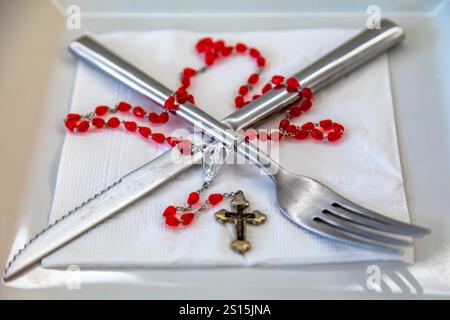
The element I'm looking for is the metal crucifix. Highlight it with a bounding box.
[214,191,267,254]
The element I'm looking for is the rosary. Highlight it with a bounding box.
[63,37,345,235]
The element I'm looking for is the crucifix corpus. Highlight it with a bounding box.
[215,191,267,254]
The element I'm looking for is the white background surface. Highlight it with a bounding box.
[1,0,450,298]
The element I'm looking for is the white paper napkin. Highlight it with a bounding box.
[43,29,413,269]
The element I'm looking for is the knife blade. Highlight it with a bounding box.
[3,19,404,281]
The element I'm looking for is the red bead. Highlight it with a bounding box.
[252,94,261,100]
[327,131,342,142]
[195,42,205,53]
[158,112,169,123]
[235,43,247,52]
[205,52,217,66]
[117,101,131,112]
[319,119,333,130]
[95,105,109,116]
[301,87,314,100]
[248,73,259,85]
[77,120,90,132]
[65,119,77,131]
[196,37,212,53]
[286,77,300,92]
[239,85,249,96]
[164,96,176,111]
[221,46,233,56]
[286,124,297,134]
[187,94,195,104]
[311,128,324,140]
[235,95,245,108]
[176,91,188,104]
[257,56,266,67]
[151,133,165,144]
[176,86,187,95]
[261,83,272,94]
[333,123,345,132]
[66,113,81,121]
[199,37,213,47]
[165,216,180,227]
[138,126,151,138]
[249,48,260,58]
[208,193,223,205]
[133,106,146,117]
[213,40,225,51]
[181,76,190,87]
[196,38,212,53]
[187,192,200,205]
[124,121,137,132]
[289,106,302,118]
[106,117,120,128]
[92,117,105,128]
[183,67,196,77]
[271,75,285,85]
[300,99,313,111]
[301,122,315,131]
[148,112,160,123]
[279,119,290,130]
[163,205,177,217]
[295,129,309,140]
[167,137,179,147]
[181,213,195,226]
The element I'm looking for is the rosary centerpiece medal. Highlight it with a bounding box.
[214,192,267,254]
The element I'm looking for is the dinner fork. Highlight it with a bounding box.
[227,132,429,254]
[129,84,430,254]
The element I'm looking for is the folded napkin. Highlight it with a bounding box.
[43,29,412,269]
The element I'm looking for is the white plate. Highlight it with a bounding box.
[2,0,450,298]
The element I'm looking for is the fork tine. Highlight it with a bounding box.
[331,198,430,237]
[299,216,404,255]
[319,211,413,246]
[325,204,420,237]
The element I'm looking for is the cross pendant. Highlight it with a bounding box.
[214,192,267,254]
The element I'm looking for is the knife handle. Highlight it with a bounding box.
[69,19,404,132]
[223,19,404,130]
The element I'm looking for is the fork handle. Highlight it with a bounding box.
[222,19,404,130]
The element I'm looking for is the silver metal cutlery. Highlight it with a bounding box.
[4,19,428,282]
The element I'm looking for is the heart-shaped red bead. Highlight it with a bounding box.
[117,101,131,112]
[124,121,137,132]
[95,105,109,116]
[165,216,180,227]
[92,117,105,128]
[148,112,160,123]
[106,117,120,128]
[187,192,200,205]
[138,126,151,138]
[208,194,223,205]
[181,213,195,226]
[152,133,165,144]
[163,206,177,217]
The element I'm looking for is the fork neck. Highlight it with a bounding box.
[236,142,281,181]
